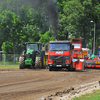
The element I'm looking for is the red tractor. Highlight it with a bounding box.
[71,38,85,71]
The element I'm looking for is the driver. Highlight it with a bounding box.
[50,44,56,50]
[34,45,38,51]
[27,44,31,50]
[29,45,35,50]
[31,45,38,51]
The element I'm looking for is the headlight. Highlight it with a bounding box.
[72,59,78,62]
[26,53,30,57]
[26,53,33,58]
[65,56,69,59]
[79,59,84,62]
[48,60,53,64]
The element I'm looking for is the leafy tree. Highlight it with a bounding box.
[2,41,15,62]
[1,41,13,54]
[58,0,100,52]
[0,10,21,54]
[39,26,55,44]
[0,3,49,53]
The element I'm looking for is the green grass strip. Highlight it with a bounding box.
[0,65,19,68]
[72,89,100,100]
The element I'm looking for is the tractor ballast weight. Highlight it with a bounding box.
[84,52,100,68]
[82,48,100,68]
[19,42,46,69]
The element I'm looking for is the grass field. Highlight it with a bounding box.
[0,61,19,65]
[72,89,100,100]
[0,65,19,68]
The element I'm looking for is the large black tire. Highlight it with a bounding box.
[53,68,58,71]
[72,68,76,71]
[49,66,52,71]
[68,64,73,71]
[35,56,42,68]
[19,56,25,69]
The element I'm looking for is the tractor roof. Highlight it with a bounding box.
[49,40,71,44]
[23,42,42,45]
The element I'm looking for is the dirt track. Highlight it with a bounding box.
[0,68,100,100]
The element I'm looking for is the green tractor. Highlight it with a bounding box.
[19,42,46,69]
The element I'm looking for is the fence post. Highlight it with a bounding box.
[14,54,15,64]
[4,54,5,66]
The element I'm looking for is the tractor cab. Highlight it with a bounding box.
[27,44,38,51]
[23,42,43,54]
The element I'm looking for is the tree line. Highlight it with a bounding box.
[0,0,100,54]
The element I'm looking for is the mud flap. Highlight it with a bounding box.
[82,62,85,71]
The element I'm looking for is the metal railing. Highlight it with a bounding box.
[0,54,20,65]
[0,54,98,66]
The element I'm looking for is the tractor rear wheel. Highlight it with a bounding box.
[35,56,42,68]
[19,56,25,69]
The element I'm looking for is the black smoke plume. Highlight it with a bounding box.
[24,0,59,39]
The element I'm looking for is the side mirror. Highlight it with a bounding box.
[45,45,48,51]
[23,44,26,52]
[42,44,44,47]
[24,45,26,50]
[72,45,74,49]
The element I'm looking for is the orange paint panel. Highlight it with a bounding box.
[95,65,100,67]
[73,62,75,68]
[75,62,83,70]
[77,54,83,58]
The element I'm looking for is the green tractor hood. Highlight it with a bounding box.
[25,50,34,65]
